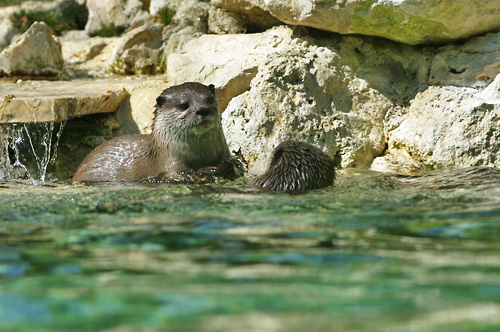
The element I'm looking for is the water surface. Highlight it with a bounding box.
[1,167,500,332]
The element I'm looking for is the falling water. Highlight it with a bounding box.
[1,121,66,184]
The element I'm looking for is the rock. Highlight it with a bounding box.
[208,6,246,34]
[110,24,164,74]
[166,27,294,111]
[218,0,500,45]
[0,80,129,123]
[0,22,64,80]
[59,30,91,42]
[372,75,500,172]
[428,32,500,88]
[62,36,115,64]
[85,0,148,36]
[211,0,280,32]
[169,0,210,35]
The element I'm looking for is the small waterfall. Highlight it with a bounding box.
[1,121,66,185]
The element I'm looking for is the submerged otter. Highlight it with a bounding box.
[250,140,336,192]
[72,82,233,182]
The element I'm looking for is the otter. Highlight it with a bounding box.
[250,140,335,192]
[72,82,233,182]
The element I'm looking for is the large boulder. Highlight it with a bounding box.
[110,24,165,74]
[0,22,64,80]
[372,75,500,172]
[215,0,500,45]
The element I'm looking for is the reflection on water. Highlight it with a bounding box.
[1,168,500,332]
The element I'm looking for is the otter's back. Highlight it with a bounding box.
[72,135,149,182]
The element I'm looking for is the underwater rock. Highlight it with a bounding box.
[0,22,64,80]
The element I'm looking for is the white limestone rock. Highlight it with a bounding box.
[110,24,165,74]
[0,80,129,123]
[373,75,500,172]
[208,5,246,34]
[85,0,150,36]
[215,0,500,45]
[166,26,294,111]
[0,22,64,79]
[62,36,116,64]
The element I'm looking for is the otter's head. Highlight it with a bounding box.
[152,82,221,140]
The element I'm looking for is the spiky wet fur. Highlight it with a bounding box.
[250,140,335,192]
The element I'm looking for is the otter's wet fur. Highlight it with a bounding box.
[72,82,230,182]
[250,140,335,192]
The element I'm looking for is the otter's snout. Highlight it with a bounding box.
[196,107,212,117]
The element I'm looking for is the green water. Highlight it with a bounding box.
[1,168,500,332]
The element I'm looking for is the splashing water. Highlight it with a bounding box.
[1,121,66,184]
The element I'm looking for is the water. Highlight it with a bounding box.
[1,167,500,332]
[0,122,65,184]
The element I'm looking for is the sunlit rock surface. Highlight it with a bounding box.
[373,75,500,172]
[0,80,127,123]
[218,0,500,45]
[85,0,150,36]
[110,24,165,75]
[62,35,116,64]
[166,26,294,111]
[0,22,64,80]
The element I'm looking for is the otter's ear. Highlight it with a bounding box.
[208,84,216,95]
[156,95,167,107]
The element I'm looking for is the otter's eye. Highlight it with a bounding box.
[156,95,167,107]
[178,102,189,110]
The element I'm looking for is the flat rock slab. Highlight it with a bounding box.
[0,80,129,123]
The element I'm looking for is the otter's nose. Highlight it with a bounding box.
[196,108,211,117]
